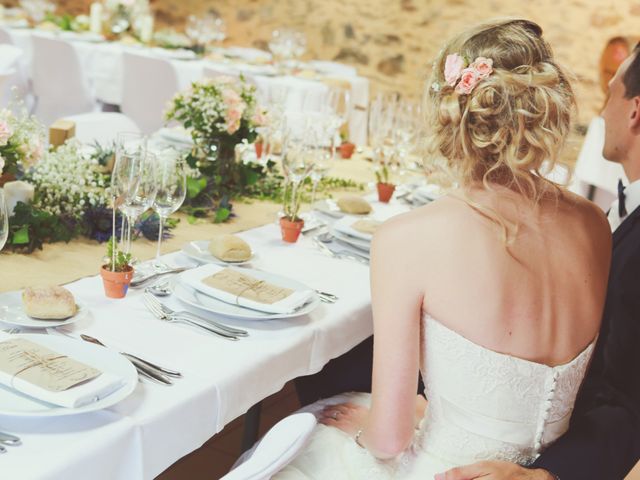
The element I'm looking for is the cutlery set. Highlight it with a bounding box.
[0,430,21,453]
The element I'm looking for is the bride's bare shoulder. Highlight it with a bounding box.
[372,195,468,250]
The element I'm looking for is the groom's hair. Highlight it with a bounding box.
[623,43,640,98]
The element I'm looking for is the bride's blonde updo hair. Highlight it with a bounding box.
[425,19,575,238]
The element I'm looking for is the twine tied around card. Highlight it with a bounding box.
[10,350,67,389]
[235,279,266,305]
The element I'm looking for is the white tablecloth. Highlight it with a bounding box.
[3,27,369,145]
[0,200,407,479]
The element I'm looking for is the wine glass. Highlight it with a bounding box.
[307,118,333,204]
[113,132,145,250]
[153,150,187,263]
[112,144,157,257]
[0,190,8,252]
[327,87,351,158]
[281,122,314,220]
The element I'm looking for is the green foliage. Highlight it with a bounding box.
[7,202,77,253]
[104,237,132,272]
[375,164,391,184]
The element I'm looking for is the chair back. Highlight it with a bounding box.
[121,52,179,134]
[31,34,96,125]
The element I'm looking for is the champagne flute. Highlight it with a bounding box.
[0,190,8,252]
[153,150,187,264]
[112,147,158,257]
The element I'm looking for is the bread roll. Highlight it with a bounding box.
[22,286,77,319]
[337,195,372,215]
[208,234,252,262]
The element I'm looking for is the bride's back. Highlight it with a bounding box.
[411,187,610,367]
[407,18,612,366]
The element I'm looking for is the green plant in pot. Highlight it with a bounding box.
[100,237,134,299]
[280,179,305,243]
[375,163,395,203]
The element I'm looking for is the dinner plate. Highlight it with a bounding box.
[332,216,379,242]
[0,302,90,328]
[331,230,371,252]
[173,270,320,320]
[182,240,256,266]
[0,333,137,417]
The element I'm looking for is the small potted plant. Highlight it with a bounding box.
[338,140,355,159]
[375,164,395,203]
[100,237,134,298]
[279,181,305,243]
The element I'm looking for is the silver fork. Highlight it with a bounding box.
[144,294,248,337]
[143,294,239,341]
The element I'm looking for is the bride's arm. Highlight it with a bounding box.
[360,221,425,459]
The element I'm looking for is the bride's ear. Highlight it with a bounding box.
[630,97,640,135]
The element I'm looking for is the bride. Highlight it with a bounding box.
[273,18,611,479]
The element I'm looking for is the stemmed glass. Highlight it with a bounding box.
[307,119,333,204]
[152,150,187,263]
[0,190,8,252]
[112,139,157,257]
[327,87,351,159]
[281,122,314,220]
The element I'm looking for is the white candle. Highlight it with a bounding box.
[3,181,35,214]
[89,3,103,35]
[140,14,154,44]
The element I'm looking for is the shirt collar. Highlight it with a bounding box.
[623,178,640,217]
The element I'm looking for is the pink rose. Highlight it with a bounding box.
[226,119,241,134]
[251,109,267,126]
[470,57,493,78]
[444,53,465,86]
[455,67,481,94]
[226,106,243,123]
[0,121,12,147]
[222,88,242,107]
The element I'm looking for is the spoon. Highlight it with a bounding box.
[145,281,172,297]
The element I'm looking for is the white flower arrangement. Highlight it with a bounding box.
[27,140,110,218]
[0,107,46,175]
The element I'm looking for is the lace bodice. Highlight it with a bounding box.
[415,314,595,467]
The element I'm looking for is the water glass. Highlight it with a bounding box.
[153,151,187,261]
[0,190,8,252]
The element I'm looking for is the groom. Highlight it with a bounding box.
[441,43,640,480]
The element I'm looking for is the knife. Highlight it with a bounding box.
[0,431,21,446]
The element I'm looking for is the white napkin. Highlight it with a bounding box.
[222,413,317,480]
[332,216,377,242]
[0,333,125,409]
[180,264,315,315]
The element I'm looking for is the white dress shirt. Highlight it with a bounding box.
[608,179,640,231]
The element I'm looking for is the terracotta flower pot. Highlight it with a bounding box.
[279,217,304,243]
[339,142,355,159]
[254,141,263,159]
[100,265,134,299]
[377,182,395,203]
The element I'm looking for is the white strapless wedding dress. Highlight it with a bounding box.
[274,314,595,479]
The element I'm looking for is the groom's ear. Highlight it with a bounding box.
[630,97,640,135]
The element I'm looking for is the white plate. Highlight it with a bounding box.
[182,240,256,266]
[0,302,90,328]
[174,270,320,320]
[332,216,379,242]
[331,230,371,252]
[0,334,137,417]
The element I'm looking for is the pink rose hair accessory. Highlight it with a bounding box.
[433,54,494,95]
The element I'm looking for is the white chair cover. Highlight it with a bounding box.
[121,52,179,134]
[31,35,97,125]
[62,112,140,145]
[222,413,317,480]
[0,27,13,45]
[0,39,34,112]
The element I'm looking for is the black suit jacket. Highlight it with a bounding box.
[533,206,640,479]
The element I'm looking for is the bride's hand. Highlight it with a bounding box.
[319,402,368,437]
[437,461,556,479]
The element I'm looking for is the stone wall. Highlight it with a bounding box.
[9,0,640,124]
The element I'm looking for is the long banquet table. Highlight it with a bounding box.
[0,157,404,479]
[1,26,370,145]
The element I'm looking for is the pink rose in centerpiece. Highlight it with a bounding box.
[251,108,267,127]
[455,67,482,94]
[470,57,494,78]
[222,88,242,107]
[0,120,12,147]
[226,119,241,134]
[444,53,465,86]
